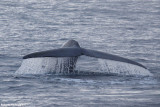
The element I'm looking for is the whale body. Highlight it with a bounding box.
[23,40,147,73]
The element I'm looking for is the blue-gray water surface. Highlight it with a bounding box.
[0,0,160,107]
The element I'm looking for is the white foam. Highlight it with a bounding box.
[98,59,153,76]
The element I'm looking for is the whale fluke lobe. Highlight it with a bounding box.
[22,40,147,71]
[81,48,147,69]
[23,48,82,59]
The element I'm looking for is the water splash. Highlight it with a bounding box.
[55,57,77,74]
[16,57,153,76]
[15,57,77,75]
[16,58,57,74]
[98,59,153,76]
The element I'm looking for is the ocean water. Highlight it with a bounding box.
[0,0,160,107]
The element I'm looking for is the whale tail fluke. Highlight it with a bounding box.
[23,47,147,69]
